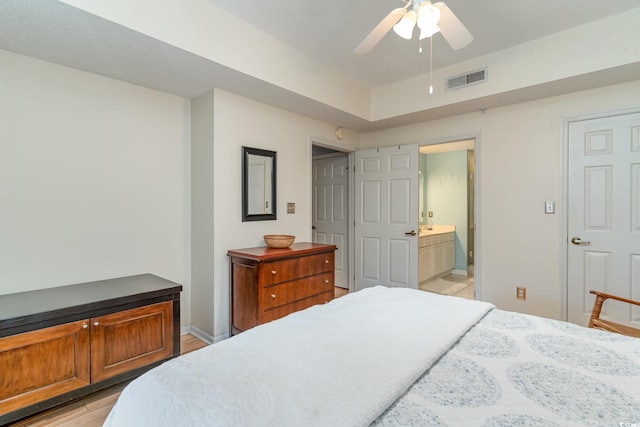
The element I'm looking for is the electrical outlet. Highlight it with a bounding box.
[287,202,295,214]
[516,286,526,300]
[428,211,433,218]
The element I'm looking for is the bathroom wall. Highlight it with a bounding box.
[425,151,468,272]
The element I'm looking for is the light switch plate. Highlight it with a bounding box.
[287,202,295,214]
[545,201,555,214]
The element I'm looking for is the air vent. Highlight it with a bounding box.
[446,68,487,91]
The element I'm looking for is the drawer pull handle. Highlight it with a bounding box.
[93,321,100,327]
[82,323,89,329]
[271,294,276,299]
[271,270,276,275]
[324,259,329,264]
[324,279,329,284]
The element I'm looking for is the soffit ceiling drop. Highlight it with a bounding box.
[1,0,639,132]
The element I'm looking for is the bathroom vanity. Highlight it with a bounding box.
[418,226,455,283]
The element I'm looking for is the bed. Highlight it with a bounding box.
[104,286,640,427]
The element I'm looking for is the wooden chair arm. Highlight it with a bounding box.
[588,290,640,337]
[589,290,640,307]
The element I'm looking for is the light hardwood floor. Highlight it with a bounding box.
[334,286,348,298]
[10,334,208,427]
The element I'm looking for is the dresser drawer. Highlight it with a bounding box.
[228,242,336,335]
[260,252,334,286]
[262,272,333,311]
[262,291,333,324]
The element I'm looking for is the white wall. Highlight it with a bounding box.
[190,91,215,337]
[0,50,191,325]
[362,79,640,320]
[205,89,359,341]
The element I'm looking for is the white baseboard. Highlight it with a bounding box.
[452,269,468,276]
[213,332,230,343]
[181,325,214,345]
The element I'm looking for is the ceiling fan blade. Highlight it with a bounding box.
[434,2,473,49]
[354,7,407,55]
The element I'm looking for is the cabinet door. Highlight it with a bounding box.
[0,320,90,416]
[418,247,429,283]
[444,241,455,271]
[425,245,435,281]
[432,243,445,276]
[91,301,173,383]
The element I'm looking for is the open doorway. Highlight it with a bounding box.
[311,144,350,293]
[417,139,476,300]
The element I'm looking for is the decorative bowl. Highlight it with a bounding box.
[263,234,295,249]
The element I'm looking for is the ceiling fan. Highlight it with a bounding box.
[354,0,473,55]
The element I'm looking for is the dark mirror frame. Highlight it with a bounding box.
[242,146,277,222]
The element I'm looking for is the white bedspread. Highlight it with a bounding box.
[104,286,493,427]
[373,308,640,426]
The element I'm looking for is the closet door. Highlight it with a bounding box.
[567,111,640,327]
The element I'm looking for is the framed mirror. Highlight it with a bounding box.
[242,146,277,222]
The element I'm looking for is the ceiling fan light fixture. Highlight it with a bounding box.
[419,23,441,39]
[354,0,472,55]
[416,2,441,33]
[393,10,417,40]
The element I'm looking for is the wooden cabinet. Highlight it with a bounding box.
[0,320,91,416]
[228,242,336,335]
[91,301,174,383]
[418,244,432,283]
[0,274,181,425]
[418,232,455,283]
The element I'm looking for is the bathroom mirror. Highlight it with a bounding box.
[242,146,277,222]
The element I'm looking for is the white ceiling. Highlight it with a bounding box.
[1,1,639,131]
[209,0,640,88]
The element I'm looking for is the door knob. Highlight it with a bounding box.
[312,225,317,230]
[571,237,591,245]
[405,230,417,236]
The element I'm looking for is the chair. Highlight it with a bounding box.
[588,290,640,338]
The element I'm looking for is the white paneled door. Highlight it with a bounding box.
[312,155,349,288]
[567,111,640,327]
[354,145,419,291]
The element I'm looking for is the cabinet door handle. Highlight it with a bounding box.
[271,294,276,299]
[271,270,277,275]
[82,323,89,329]
[93,321,100,327]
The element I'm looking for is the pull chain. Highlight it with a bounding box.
[428,36,434,95]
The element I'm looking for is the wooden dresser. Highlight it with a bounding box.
[0,274,182,425]
[228,242,336,335]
